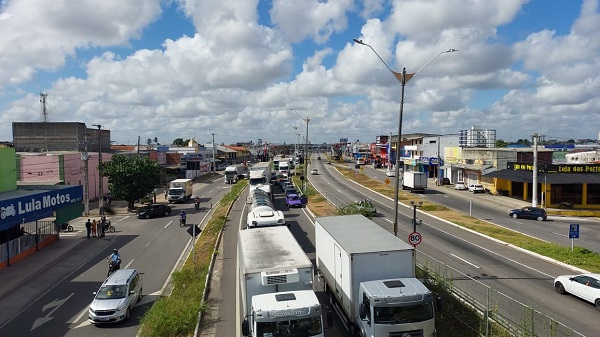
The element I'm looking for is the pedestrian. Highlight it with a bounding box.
[85,219,92,239]
[98,217,105,237]
[164,189,168,199]
[91,219,97,237]
[153,192,157,203]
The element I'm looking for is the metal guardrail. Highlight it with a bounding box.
[416,250,584,337]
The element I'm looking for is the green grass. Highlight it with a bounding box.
[138,180,247,337]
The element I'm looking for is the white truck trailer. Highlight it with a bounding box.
[167,178,193,203]
[402,171,427,193]
[224,164,246,184]
[315,214,437,337]
[239,227,330,337]
[248,161,272,198]
[245,189,286,229]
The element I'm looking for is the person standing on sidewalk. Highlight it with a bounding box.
[91,219,97,238]
[164,189,168,199]
[85,219,92,239]
[98,217,105,237]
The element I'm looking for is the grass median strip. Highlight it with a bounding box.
[138,180,247,337]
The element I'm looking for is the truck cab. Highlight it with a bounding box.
[357,278,436,337]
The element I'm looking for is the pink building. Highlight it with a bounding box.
[18,152,111,201]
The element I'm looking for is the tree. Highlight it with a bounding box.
[173,138,185,146]
[496,139,508,148]
[101,155,161,209]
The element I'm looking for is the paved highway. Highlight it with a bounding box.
[305,155,599,337]
[0,178,231,337]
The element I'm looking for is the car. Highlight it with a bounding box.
[454,182,468,190]
[136,204,172,219]
[554,273,600,310]
[468,184,485,193]
[317,156,321,160]
[354,164,360,169]
[326,160,331,164]
[508,206,547,221]
[385,170,395,177]
[311,168,318,175]
[285,192,307,208]
[89,269,143,324]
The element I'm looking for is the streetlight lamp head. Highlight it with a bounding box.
[353,38,365,45]
[445,48,458,53]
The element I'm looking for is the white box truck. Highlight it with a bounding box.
[224,164,246,184]
[402,171,427,193]
[315,214,437,337]
[167,178,193,203]
[248,161,272,198]
[239,227,330,337]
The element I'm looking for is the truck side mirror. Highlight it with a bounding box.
[435,295,444,313]
[241,319,249,336]
[358,302,367,319]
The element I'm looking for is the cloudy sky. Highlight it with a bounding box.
[1,0,599,147]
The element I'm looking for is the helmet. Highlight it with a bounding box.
[113,248,118,253]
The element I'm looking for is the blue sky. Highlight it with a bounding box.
[1,0,599,146]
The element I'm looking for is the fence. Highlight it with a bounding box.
[0,221,56,267]
[416,250,584,337]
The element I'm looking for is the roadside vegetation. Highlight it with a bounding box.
[138,180,247,337]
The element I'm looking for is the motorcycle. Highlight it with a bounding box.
[179,216,186,227]
[101,217,115,232]
[55,221,73,232]
[194,201,200,211]
[559,201,574,209]
[107,259,121,277]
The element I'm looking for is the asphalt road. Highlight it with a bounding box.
[0,178,231,337]
[306,155,600,337]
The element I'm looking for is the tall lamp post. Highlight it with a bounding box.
[92,124,104,216]
[354,39,457,236]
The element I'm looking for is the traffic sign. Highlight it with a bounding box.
[408,231,422,246]
[384,178,391,185]
[569,224,579,239]
[187,225,201,237]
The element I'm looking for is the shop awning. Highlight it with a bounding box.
[484,169,600,184]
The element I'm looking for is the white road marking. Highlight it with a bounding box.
[451,253,481,269]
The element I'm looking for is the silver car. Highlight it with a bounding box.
[89,269,143,324]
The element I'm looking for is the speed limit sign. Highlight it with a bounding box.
[408,232,422,246]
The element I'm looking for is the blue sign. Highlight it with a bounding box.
[0,186,83,230]
[569,224,579,239]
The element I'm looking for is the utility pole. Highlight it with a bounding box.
[40,92,48,122]
[212,133,216,172]
[436,136,441,185]
[531,133,545,207]
[82,132,89,215]
[93,124,104,216]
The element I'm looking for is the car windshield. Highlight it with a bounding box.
[96,285,128,299]
[374,301,434,324]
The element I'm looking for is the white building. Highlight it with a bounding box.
[459,126,496,148]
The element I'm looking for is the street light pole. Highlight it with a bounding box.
[353,39,457,236]
[410,201,423,233]
[92,124,104,216]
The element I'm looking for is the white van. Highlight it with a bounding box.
[88,269,143,324]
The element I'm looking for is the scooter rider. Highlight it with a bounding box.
[107,249,122,277]
[179,210,187,227]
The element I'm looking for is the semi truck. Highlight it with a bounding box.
[167,178,193,203]
[402,171,427,193]
[239,226,330,337]
[224,164,246,184]
[248,161,272,198]
[279,160,291,177]
[315,214,437,337]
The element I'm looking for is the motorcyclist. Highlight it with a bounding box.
[179,210,187,227]
[194,196,200,211]
[107,249,122,277]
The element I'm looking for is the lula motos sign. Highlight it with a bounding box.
[1,190,77,220]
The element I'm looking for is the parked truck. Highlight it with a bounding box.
[402,171,427,193]
[315,214,437,337]
[239,226,330,337]
[224,164,246,184]
[167,178,193,203]
[248,161,272,198]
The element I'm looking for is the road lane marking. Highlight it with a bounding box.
[451,253,481,269]
[32,293,74,331]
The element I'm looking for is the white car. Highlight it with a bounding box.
[385,170,395,177]
[310,168,318,175]
[554,273,600,309]
[454,182,468,190]
[469,184,485,193]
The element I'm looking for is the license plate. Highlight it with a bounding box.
[98,317,109,321]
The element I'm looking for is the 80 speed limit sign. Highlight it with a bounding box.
[408,231,422,246]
